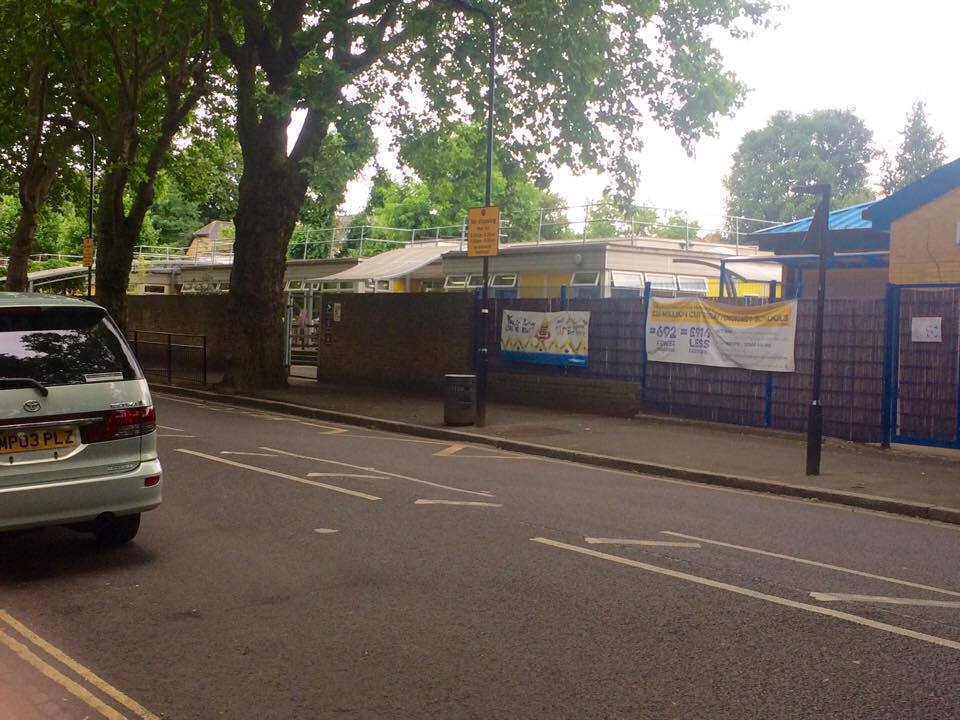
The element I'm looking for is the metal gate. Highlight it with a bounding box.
[884,285,960,448]
[284,288,321,376]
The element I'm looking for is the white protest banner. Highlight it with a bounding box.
[501,310,590,367]
[646,297,798,372]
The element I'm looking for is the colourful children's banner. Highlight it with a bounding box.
[646,297,798,372]
[501,310,590,367]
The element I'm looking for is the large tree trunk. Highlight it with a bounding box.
[6,54,62,292]
[220,135,306,392]
[5,201,42,292]
[94,222,137,326]
[6,157,61,291]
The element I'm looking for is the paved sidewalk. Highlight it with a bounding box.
[222,373,960,517]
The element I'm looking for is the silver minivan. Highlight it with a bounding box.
[0,293,161,544]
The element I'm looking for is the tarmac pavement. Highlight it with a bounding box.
[1,393,958,718]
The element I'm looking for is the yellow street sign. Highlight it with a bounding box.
[82,238,94,267]
[467,206,499,257]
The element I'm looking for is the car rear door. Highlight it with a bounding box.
[0,304,155,488]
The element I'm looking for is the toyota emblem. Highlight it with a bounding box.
[23,400,42,413]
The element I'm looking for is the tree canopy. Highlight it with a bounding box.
[207,0,774,389]
[356,123,564,246]
[881,101,946,196]
[724,109,878,223]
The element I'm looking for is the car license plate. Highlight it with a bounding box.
[0,427,79,455]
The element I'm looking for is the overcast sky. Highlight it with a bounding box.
[332,0,960,231]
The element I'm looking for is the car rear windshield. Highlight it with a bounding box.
[0,306,141,387]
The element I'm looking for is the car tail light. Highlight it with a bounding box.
[81,406,157,444]
[144,476,161,487]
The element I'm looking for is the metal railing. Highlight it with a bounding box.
[131,330,207,385]
[535,203,780,250]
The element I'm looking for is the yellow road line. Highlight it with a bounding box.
[433,443,468,457]
[531,538,960,652]
[0,610,159,720]
[0,627,128,720]
[176,448,382,500]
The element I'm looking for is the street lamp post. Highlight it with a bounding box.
[792,183,831,476]
[453,0,496,427]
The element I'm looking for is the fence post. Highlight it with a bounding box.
[763,278,778,427]
[201,335,208,386]
[166,333,172,384]
[880,283,897,448]
[559,285,567,310]
[133,331,139,360]
[640,281,652,390]
[284,297,294,370]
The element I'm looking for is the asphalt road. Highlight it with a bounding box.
[2,393,959,719]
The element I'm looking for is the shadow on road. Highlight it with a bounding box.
[0,527,156,584]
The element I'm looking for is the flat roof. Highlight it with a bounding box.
[321,243,458,281]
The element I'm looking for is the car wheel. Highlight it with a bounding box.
[94,514,141,546]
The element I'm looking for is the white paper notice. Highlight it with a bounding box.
[911,317,942,343]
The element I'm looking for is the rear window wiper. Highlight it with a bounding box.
[0,378,49,396]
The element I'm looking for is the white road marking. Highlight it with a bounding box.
[662,531,960,598]
[175,449,381,501]
[158,424,185,432]
[585,538,701,547]
[314,528,339,534]
[220,451,279,457]
[810,593,960,608]
[531,538,960,652]
[261,446,494,497]
[415,499,503,507]
[158,434,196,438]
[309,472,390,480]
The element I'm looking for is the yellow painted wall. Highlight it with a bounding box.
[889,185,960,284]
[517,272,572,298]
[731,280,771,298]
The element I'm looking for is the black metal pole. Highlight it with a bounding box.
[87,131,95,299]
[794,184,831,475]
[474,10,496,428]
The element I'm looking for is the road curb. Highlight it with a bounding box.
[153,384,960,526]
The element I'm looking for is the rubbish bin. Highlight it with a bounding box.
[444,373,476,426]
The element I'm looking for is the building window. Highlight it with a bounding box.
[419,280,444,293]
[610,271,644,298]
[677,276,709,295]
[645,274,678,293]
[466,274,486,288]
[570,271,600,287]
[490,273,519,299]
[365,279,390,292]
[143,285,166,295]
[444,275,467,290]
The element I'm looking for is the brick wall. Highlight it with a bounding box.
[124,295,231,375]
[316,293,475,391]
